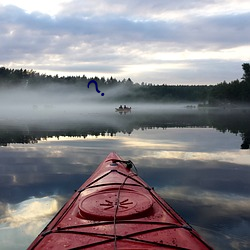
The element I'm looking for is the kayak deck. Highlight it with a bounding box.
[28,152,213,249]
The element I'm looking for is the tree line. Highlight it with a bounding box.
[0,63,249,104]
[208,63,250,105]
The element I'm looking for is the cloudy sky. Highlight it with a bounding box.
[0,0,250,85]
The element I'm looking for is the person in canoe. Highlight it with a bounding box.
[123,105,132,112]
[115,105,132,114]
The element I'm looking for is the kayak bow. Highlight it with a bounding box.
[28,152,213,249]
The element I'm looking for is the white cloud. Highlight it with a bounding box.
[0,0,66,16]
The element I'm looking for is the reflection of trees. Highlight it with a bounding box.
[0,131,38,146]
[241,134,250,149]
[0,109,250,149]
[201,109,250,149]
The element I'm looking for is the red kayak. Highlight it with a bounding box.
[28,152,213,249]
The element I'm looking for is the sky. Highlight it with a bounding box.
[0,0,250,85]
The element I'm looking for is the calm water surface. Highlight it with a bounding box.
[0,106,250,249]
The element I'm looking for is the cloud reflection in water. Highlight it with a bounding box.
[0,127,250,249]
[0,196,61,250]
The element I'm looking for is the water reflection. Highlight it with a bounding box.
[0,196,62,250]
[0,108,250,249]
[0,107,250,149]
[1,196,59,228]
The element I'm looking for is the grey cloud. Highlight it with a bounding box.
[1,4,249,50]
[59,0,215,18]
[42,64,121,74]
[0,2,249,84]
[184,13,250,49]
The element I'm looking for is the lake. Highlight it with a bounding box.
[0,104,250,249]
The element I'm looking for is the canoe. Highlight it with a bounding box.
[115,107,131,113]
[28,152,213,249]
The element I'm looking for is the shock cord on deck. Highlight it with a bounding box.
[112,159,137,250]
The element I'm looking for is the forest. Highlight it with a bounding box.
[0,63,249,104]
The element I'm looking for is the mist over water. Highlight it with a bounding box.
[0,84,250,249]
[0,85,109,121]
[1,84,250,149]
[0,84,198,125]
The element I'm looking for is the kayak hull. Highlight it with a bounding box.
[28,152,213,249]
